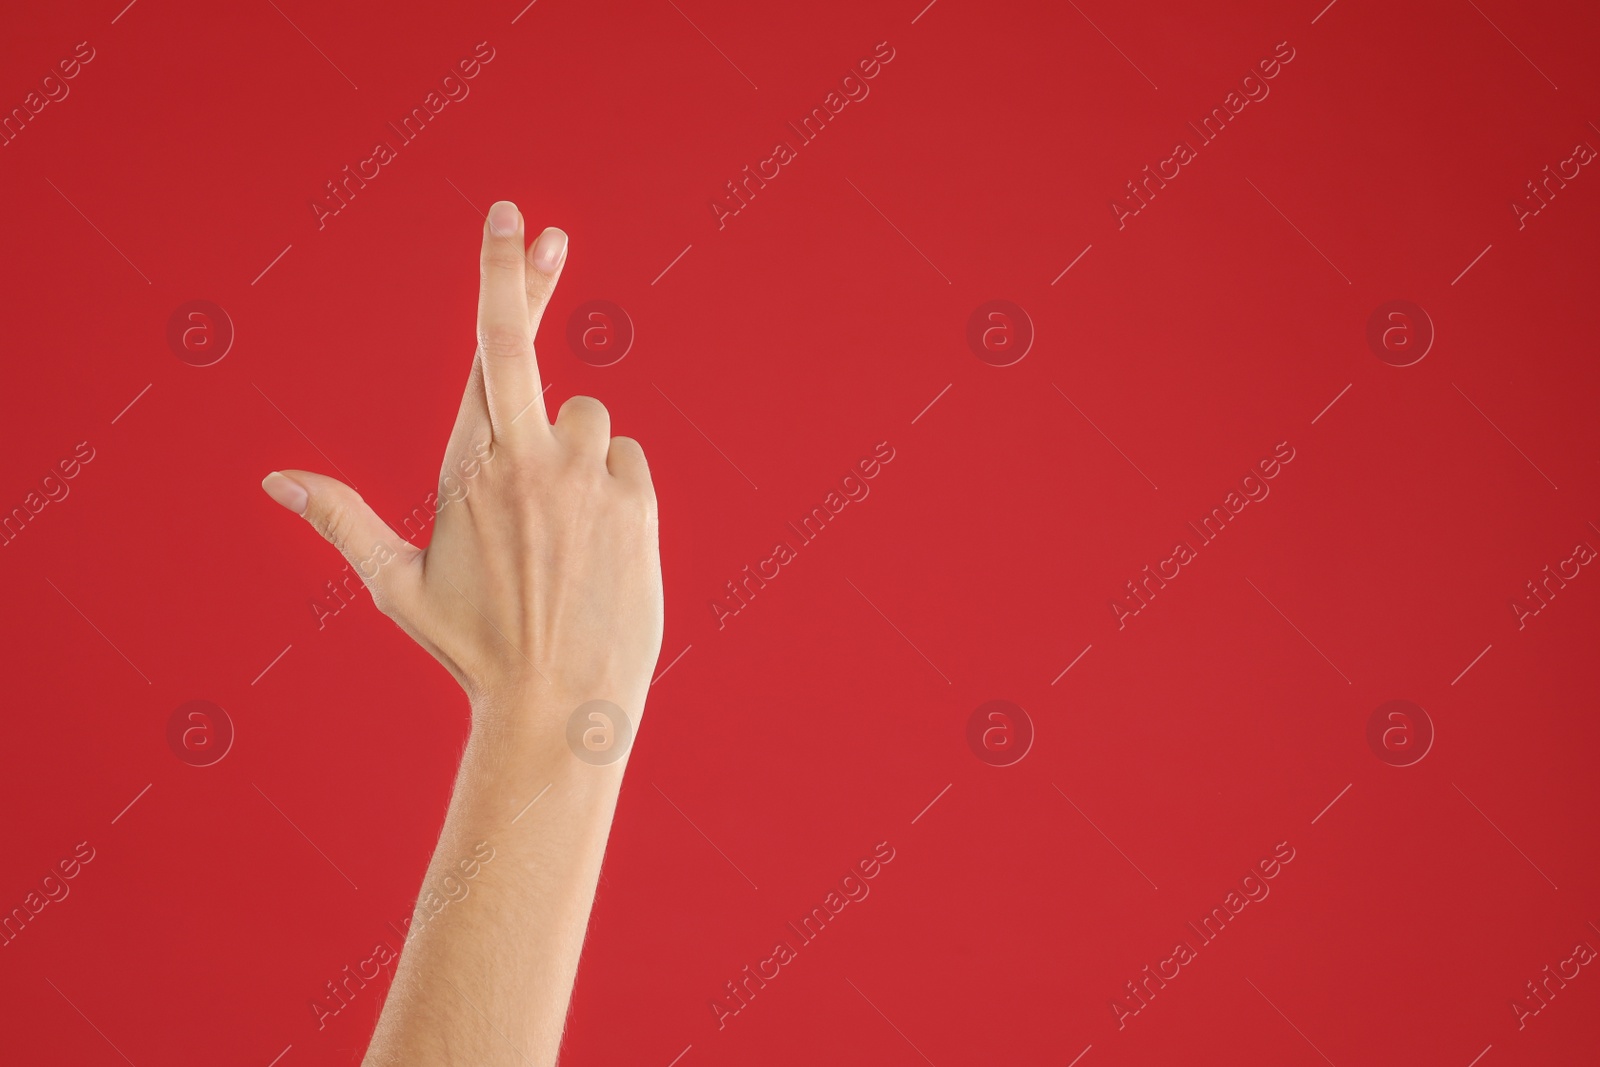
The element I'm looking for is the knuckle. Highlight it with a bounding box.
[313,500,355,555]
[359,548,414,620]
[480,248,524,275]
[367,576,402,618]
[563,459,607,491]
[609,436,652,479]
[524,270,556,299]
[559,394,608,421]
[476,327,529,360]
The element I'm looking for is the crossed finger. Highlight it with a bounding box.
[475,200,567,445]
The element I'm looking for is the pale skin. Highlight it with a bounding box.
[260,199,663,1065]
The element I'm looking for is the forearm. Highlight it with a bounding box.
[363,706,630,1067]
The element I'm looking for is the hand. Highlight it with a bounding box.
[260,200,663,738]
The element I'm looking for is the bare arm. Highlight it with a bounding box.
[260,199,663,1065]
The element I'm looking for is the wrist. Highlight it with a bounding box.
[466,685,644,773]
[451,718,629,859]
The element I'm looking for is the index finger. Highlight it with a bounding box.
[477,200,547,439]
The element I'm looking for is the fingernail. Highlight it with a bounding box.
[488,201,521,237]
[531,227,568,273]
[262,472,308,515]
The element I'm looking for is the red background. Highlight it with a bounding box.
[3,1,1599,1064]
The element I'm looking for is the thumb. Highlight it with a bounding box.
[261,470,419,613]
